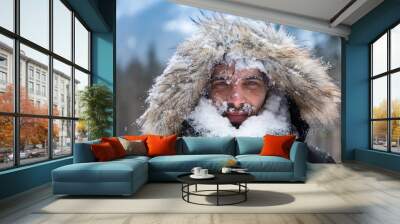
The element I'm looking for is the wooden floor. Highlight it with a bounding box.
[1,162,400,224]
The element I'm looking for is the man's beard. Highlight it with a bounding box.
[214,102,256,128]
[186,95,292,137]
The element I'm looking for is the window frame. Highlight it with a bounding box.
[370,20,400,154]
[0,0,92,171]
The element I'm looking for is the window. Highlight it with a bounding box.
[74,18,90,70]
[20,0,49,49]
[35,83,40,95]
[28,67,34,80]
[35,70,40,81]
[0,55,7,67]
[0,71,6,85]
[42,85,46,97]
[0,0,14,32]
[0,0,91,170]
[28,81,34,94]
[53,0,72,60]
[0,54,7,87]
[53,59,72,117]
[370,23,400,154]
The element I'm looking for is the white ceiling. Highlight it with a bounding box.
[229,0,352,22]
[172,0,384,38]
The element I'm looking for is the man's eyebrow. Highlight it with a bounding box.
[243,75,264,81]
[210,76,229,81]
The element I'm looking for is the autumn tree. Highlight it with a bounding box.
[0,84,59,152]
[372,99,400,144]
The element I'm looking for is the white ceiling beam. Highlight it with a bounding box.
[171,0,351,38]
[330,0,368,27]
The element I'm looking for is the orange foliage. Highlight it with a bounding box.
[372,99,400,141]
[0,84,59,149]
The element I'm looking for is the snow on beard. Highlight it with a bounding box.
[187,96,291,137]
[214,101,255,116]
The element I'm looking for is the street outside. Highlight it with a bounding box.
[0,146,71,170]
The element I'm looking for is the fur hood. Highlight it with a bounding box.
[137,15,340,135]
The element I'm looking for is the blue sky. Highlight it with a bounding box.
[116,0,340,71]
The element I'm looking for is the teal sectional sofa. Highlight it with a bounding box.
[52,137,307,196]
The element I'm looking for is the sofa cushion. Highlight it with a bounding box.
[180,137,235,155]
[149,154,235,172]
[236,155,293,172]
[53,158,147,183]
[236,137,263,155]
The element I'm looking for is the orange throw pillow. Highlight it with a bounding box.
[259,135,296,159]
[146,134,177,157]
[101,137,127,158]
[91,142,117,161]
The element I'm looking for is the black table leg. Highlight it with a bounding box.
[245,183,247,201]
[187,184,190,202]
[216,184,219,206]
[195,184,197,192]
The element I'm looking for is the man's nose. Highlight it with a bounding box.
[229,86,246,109]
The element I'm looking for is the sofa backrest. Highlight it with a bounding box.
[73,139,100,163]
[178,137,236,155]
[235,137,263,155]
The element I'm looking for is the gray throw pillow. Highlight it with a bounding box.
[118,137,147,156]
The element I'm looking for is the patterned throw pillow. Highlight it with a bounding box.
[118,137,147,156]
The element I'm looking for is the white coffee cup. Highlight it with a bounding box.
[191,167,202,176]
[200,169,208,176]
[221,167,232,174]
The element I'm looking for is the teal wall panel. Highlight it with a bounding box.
[355,149,400,172]
[92,33,114,88]
[0,158,72,199]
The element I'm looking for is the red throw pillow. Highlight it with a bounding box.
[91,142,117,161]
[146,134,177,157]
[101,137,127,158]
[259,135,296,159]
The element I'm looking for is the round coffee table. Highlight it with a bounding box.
[177,173,255,206]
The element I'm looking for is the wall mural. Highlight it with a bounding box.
[117,0,341,162]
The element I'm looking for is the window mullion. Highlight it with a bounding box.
[48,0,54,160]
[13,0,20,167]
[388,30,391,153]
[71,10,76,155]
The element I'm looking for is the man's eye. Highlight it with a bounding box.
[243,80,261,86]
[213,81,229,86]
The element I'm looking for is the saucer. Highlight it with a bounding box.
[190,174,215,179]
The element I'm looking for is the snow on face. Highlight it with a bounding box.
[187,94,291,137]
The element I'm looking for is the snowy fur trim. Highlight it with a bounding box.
[137,15,340,135]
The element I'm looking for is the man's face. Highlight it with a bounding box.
[209,63,269,127]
